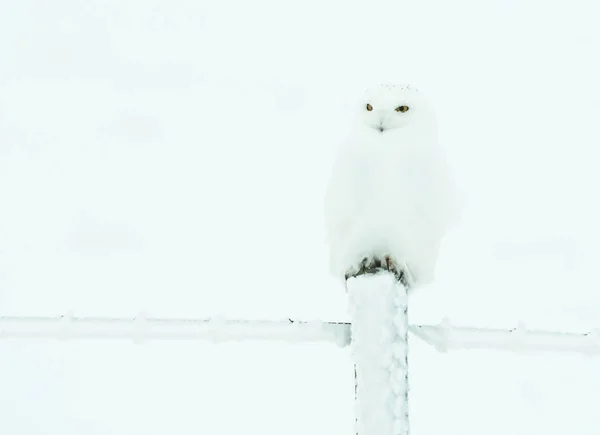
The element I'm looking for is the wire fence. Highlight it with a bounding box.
[1,314,599,355]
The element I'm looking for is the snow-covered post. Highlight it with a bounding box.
[347,266,410,435]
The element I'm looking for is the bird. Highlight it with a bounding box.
[324,84,460,288]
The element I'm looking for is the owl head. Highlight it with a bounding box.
[359,84,436,134]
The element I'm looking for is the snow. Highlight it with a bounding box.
[2,0,600,434]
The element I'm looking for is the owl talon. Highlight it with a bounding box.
[358,257,369,274]
[346,256,383,279]
[386,257,414,288]
[345,255,412,288]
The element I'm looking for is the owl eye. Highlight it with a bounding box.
[366,104,373,111]
[395,105,409,113]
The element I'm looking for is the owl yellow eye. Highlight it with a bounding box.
[395,105,409,113]
[366,104,373,111]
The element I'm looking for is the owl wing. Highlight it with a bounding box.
[324,145,358,243]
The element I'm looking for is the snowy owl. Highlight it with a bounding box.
[324,84,460,287]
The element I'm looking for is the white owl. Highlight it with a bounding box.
[324,84,460,287]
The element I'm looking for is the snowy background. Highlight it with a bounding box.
[1,0,600,433]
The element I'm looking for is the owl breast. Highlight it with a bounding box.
[338,138,443,284]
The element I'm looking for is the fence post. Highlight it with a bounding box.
[347,267,410,435]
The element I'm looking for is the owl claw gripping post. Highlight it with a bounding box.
[344,255,412,288]
[324,84,460,288]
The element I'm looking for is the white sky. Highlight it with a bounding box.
[1,0,600,434]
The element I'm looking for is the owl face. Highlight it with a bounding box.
[360,85,425,134]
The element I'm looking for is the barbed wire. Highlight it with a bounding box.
[1,314,599,355]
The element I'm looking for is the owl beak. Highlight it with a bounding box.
[377,123,385,133]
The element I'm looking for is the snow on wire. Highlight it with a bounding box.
[1,313,600,355]
[0,313,349,345]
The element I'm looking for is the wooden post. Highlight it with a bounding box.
[347,267,410,435]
